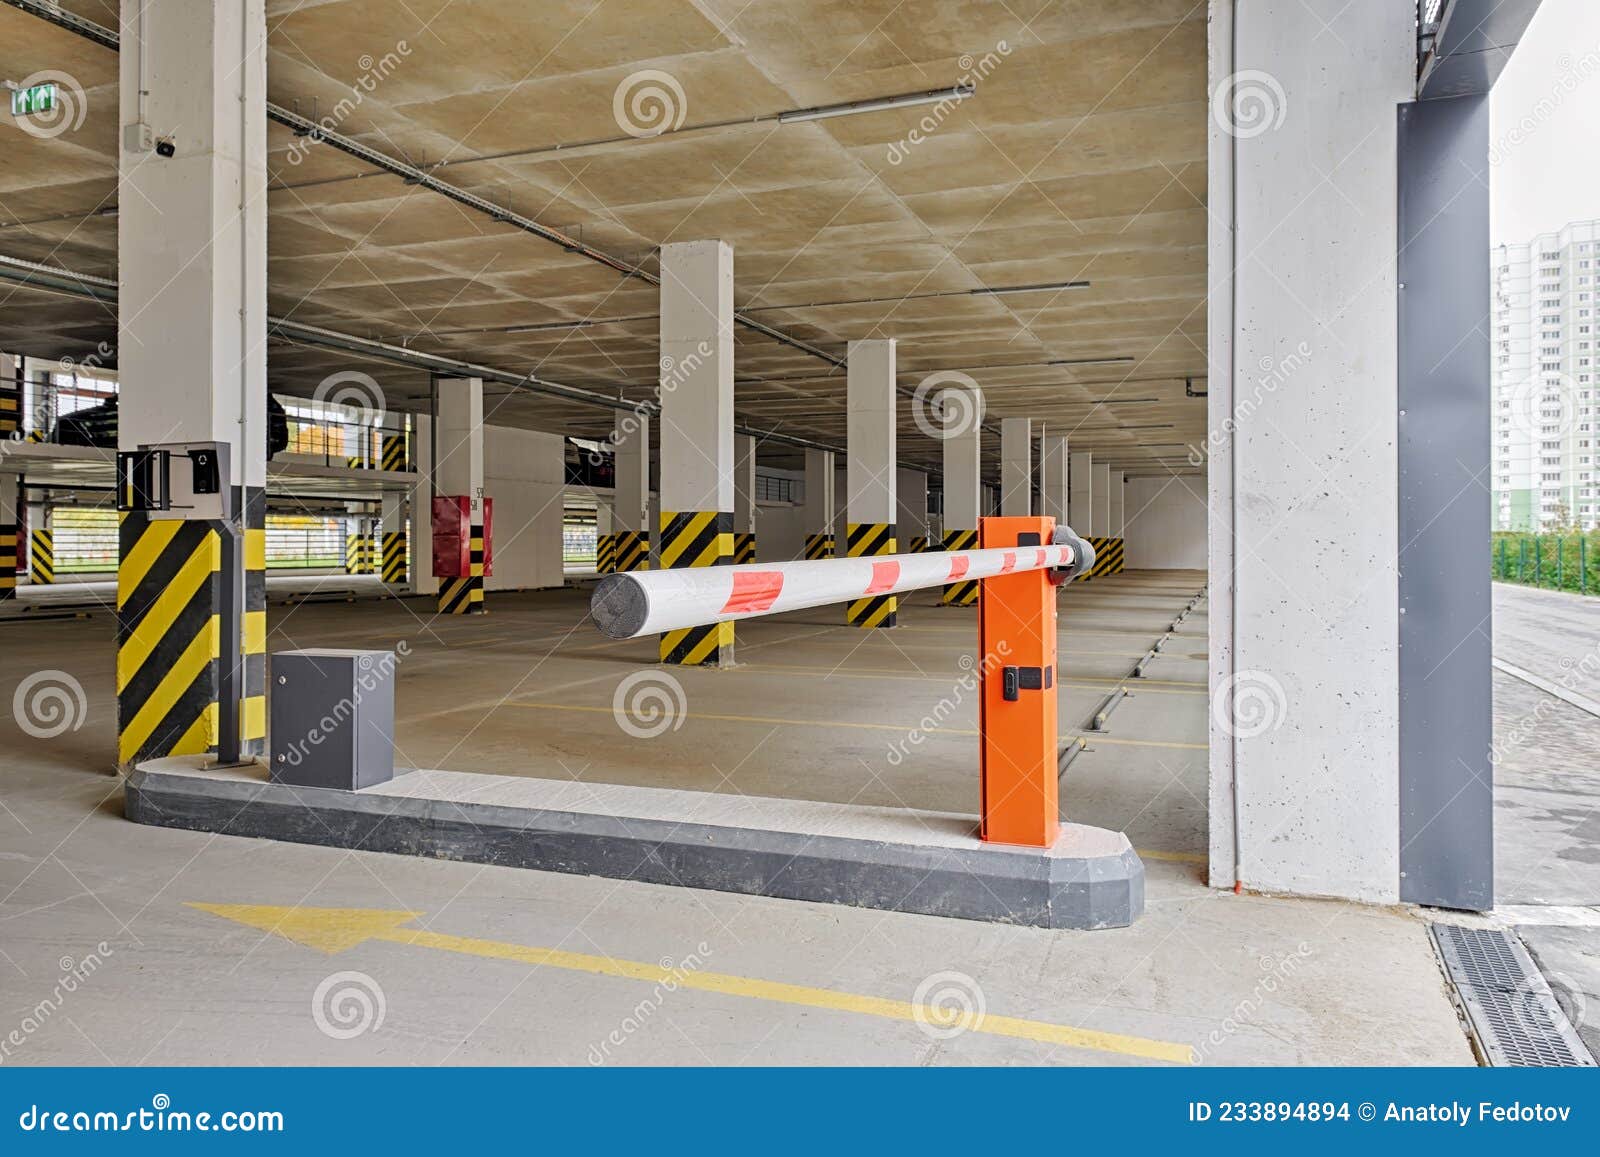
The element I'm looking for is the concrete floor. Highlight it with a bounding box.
[0,570,1478,1065]
[1491,582,1600,1061]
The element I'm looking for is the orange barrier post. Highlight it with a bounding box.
[977,515,1060,847]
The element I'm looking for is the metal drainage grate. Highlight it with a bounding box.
[1430,924,1595,1067]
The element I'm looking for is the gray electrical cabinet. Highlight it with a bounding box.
[269,649,396,790]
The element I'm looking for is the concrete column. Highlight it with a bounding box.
[436,376,486,614]
[1040,435,1069,526]
[1000,417,1032,515]
[0,472,18,600]
[379,490,406,586]
[846,338,897,627]
[940,400,981,605]
[0,351,17,442]
[1106,468,1126,574]
[802,448,835,558]
[1092,463,1111,537]
[1210,0,1413,903]
[24,497,50,586]
[114,0,268,768]
[343,503,367,575]
[1069,451,1093,532]
[409,412,437,597]
[658,239,735,666]
[611,410,650,571]
[733,433,757,563]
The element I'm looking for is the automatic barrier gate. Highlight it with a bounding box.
[592,515,1095,849]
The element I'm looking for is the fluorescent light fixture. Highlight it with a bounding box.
[1048,356,1136,366]
[778,85,974,124]
[971,280,1089,296]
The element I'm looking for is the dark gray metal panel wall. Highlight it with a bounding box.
[1397,94,1493,911]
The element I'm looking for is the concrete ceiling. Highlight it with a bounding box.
[0,0,1208,476]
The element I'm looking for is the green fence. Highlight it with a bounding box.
[1492,532,1600,595]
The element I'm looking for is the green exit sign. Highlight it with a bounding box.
[10,82,57,118]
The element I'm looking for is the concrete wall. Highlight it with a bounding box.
[1208,0,1413,903]
[484,425,566,591]
[1125,478,1206,569]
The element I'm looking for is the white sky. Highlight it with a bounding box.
[1491,0,1600,245]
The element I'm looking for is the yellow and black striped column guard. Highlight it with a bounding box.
[803,532,833,560]
[116,513,222,767]
[908,535,928,554]
[734,532,756,564]
[0,522,16,600]
[659,510,732,666]
[941,528,979,605]
[0,376,18,439]
[30,528,53,584]
[381,531,407,584]
[612,530,649,572]
[380,434,408,473]
[242,488,267,755]
[439,524,485,614]
[596,532,616,574]
[845,521,897,628]
[345,533,366,575]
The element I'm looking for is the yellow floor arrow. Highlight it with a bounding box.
[189,903,1193,1064]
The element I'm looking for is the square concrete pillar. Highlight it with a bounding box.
[846,339,897,627]
[1069,451,1093,532]
[658,240,735,665]
[610,410,650,572]
[436,377,486,614]
[409,413,437,597]
[1040,435,1069,525]
[802,448,835,558]
[734,433,757,563]
[1092,463,1111,537]
[1000,417,1033,516]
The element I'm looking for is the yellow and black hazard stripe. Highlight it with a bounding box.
[0,521,16,600]
[346,454,368,470]
[659,510,733,666]
[1078,535,1125,580]
[734,532,756,564]
[0,376,18,439]
[381,530,407,584]
[803,532,833,560]
[845,521,897,628]
[116,512,222,767]
[596,532,616,574]
[941,528,979,605]
[908,535,928,554]
[613,530,650,572]
[381,434,408,473]
[242,487,266,755]
[1104,536,1125,575]
[439,524,485,614]
[29,528,53,584]
[345,533,365,574]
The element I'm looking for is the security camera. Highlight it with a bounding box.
[154,137,176,158]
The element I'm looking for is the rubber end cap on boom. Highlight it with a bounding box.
[1050,524,1094,583]
[591,573,650,639]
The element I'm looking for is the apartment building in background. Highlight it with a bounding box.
[1492,219,1600,531]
